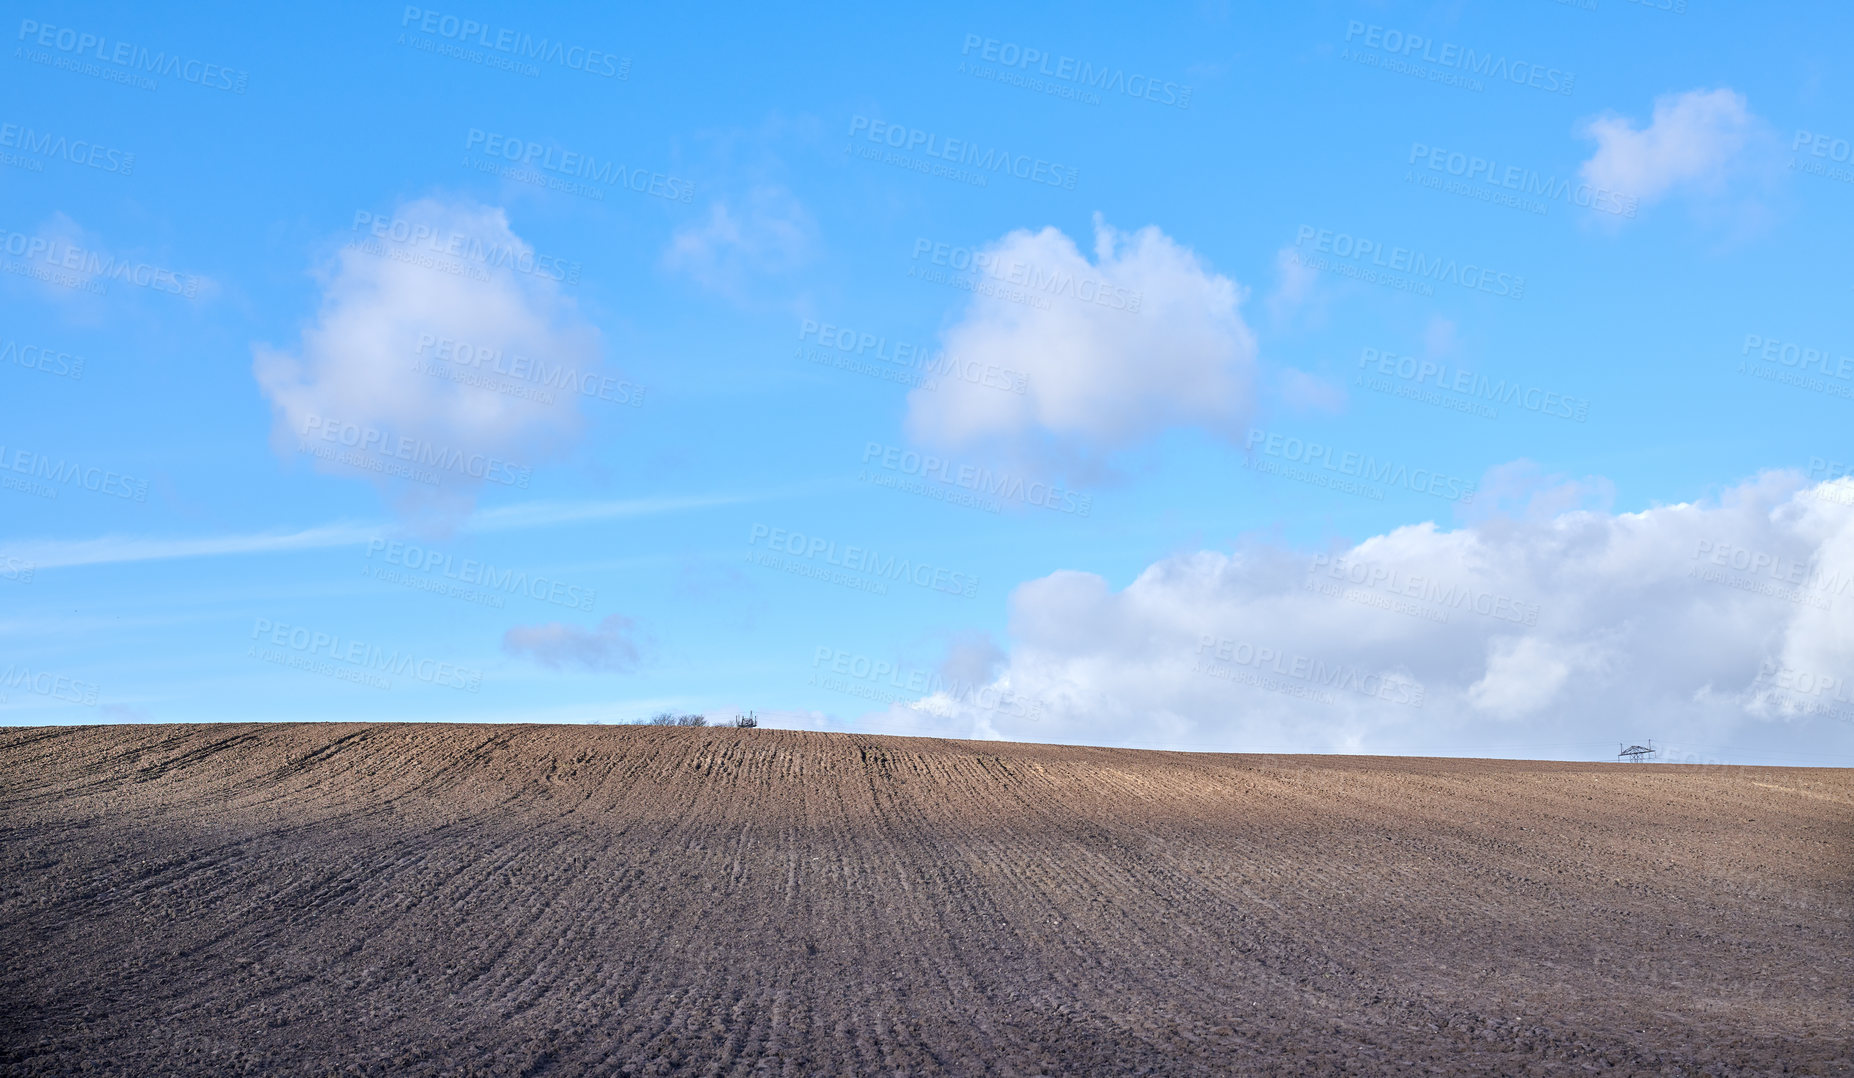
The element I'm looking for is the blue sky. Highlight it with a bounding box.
[4,0,1853,766]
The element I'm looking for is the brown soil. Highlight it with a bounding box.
[1,723,1848,1076]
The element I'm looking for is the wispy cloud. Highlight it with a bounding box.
[661,185,817,299]
[0,490,778,572]
[469,492,757,532]
[0,522,379,571]
[503,613,648,672]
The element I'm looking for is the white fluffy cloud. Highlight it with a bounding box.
[871,471,1854,764]
[1579,88,1759,206]
[253,198,601,514]
[503,614,646,672]
[904,217,1257,456]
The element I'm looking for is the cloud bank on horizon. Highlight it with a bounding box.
[871,471,1854,762]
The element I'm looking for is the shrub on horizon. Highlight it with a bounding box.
[635,712,710,726]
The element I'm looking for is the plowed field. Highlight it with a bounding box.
[1,724,1848,1076]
